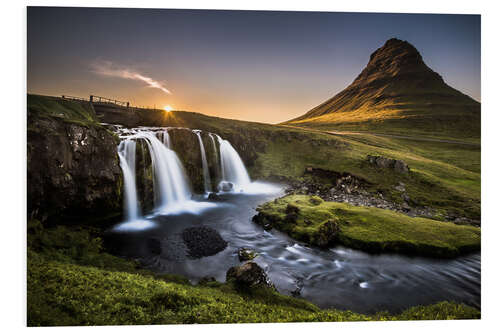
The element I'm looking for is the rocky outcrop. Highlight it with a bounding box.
[226,262,273,288]
[27,100,123,225]
[237,247,258,261]
[181,226,228,258]
[367,155,410,174]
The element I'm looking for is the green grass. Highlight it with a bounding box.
[255,195,480,258]
[28,94,99,127]
[27,224,479,326]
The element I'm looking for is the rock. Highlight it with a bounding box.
[147,238,162,255]
[394,160,410,174]
[181,226,228,258]
[198,276,217,285]
[238,247,258,261]
[218,181,234,192]
[207,192,225,201]
[313,219,340,247]
[367,155,410,174]
[285,203,300,214]
[27,97,122,224]
[226,262,272,288]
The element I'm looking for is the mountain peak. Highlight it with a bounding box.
[284,38,480,138]
[353,38,441,87]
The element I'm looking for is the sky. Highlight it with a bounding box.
[27,7,480,124]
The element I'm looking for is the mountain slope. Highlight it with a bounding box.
[284,38,480,139]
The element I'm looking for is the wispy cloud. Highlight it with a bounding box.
[90,60,171,94]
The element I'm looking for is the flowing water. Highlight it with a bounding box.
[215,134,251,191]
[109,125,480,314]
[193,130,212,193]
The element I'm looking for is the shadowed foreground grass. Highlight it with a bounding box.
[255,195,480,258]
[27,223,480,326]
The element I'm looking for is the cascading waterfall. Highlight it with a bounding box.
[208,133,220,179]
[113,126,277,230]
[215,134,251,191]
[117,139,139,221]
[138,132,192,208]
[193,130,212,193]
[163,129,172,149]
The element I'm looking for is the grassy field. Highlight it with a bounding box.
[27,223,480,325]
[255,195,480,257]
[28,94,99,127]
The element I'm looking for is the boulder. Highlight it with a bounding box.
[367,155,409,174]
[226,262,272,288]
[181,226,228,258]
[313,219,340,247]
[218,181,234,192]
[238,247,258,261]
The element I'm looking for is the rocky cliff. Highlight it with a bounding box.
[27,95,123,225]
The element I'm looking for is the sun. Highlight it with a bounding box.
[164,105,173,112]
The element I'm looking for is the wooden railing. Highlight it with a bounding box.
[61,95,167,113]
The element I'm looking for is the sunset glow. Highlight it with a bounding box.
[164,105,172,112]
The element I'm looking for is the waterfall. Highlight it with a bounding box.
[163,129,172,149]
[209,133,220,181]
[215,134,251,191]
[117,139,139,221]
[113,125,277,227]
[193,130,212,193]
[136,132,192,209]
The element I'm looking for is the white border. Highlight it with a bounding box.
[2,0,499,332]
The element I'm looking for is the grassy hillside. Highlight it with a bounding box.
[27,224,480,325]
[255,195,480,257]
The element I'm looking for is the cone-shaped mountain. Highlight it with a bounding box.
[285,38,480,139]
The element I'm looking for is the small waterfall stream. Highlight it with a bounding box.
[215,134,251,191]
[117,140,139,221]
[193,130,212,193]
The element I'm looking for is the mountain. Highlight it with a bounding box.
[284,38,480,139]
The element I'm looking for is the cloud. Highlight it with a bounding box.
[90,60,171,95]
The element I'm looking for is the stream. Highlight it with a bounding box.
[106,186,480,314]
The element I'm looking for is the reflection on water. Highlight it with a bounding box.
[107,185,480,314]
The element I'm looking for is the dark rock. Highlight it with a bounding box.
[181,226,228,258]
[238,247,257,261]
[285,203,300,214]
[313,219,340,247]
[226,262,272,288]
[27,102,122,225]
[252,213,274,231]
[207,192,225,201]
[198,276,217,285]
[147,238,162,255]
[367,155,409,174]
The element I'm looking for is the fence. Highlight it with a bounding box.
[61,95,165,112]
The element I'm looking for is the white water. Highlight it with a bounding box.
[208,133,219,179]
[193,130,212,193]
[163,129,172,149]
[117,139,139,220]
[215,134,251,191]
[137,132,192,208]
